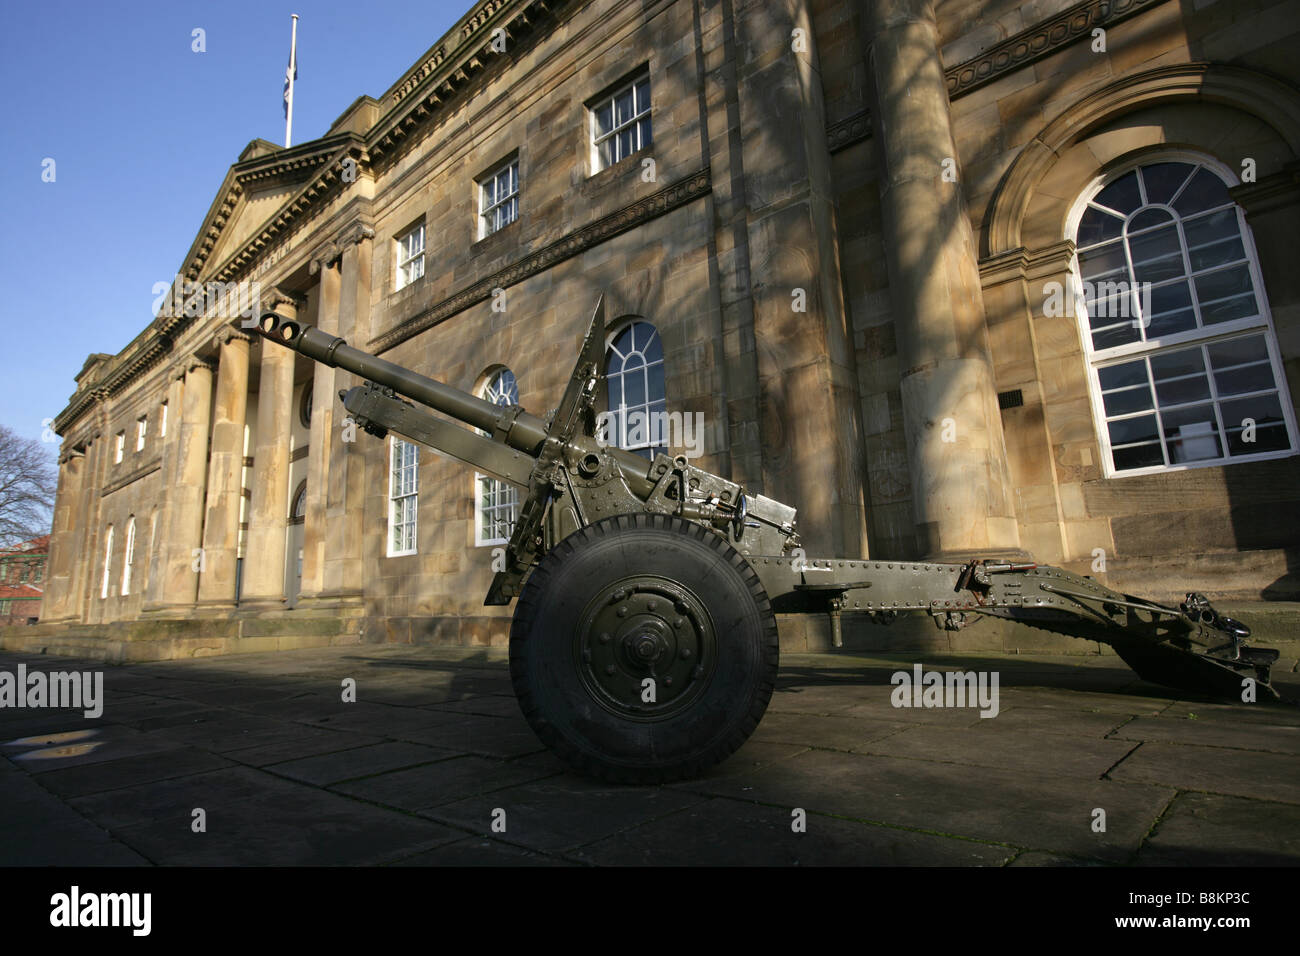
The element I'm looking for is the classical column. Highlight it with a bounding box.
[241,320,296,607]
[322,225,373,600]
[866,0,1023,559]
[298,256,339,603]
[155,358,214,610]
[40,446,85,622]
[142,372,187,612]
[197,331,251,607]
[301,223,373,607]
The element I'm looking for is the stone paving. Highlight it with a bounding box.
[1,644,1297,866]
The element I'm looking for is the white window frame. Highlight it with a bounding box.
[395,222,426,291]
[1066,151,1298,478]
[589,70,652,173]
[475,368,520,547]
[478,157,519,240]
[605,320,668,458]
[100,525,114,599]
[114,432,125,464]
[387,438,418,557]
[160,401,168,437]
[121,516,136,596]
[136,415,147,452]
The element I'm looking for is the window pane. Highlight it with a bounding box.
[1150,347,1205,381]
[1103,385,1154,417]
[1094,172,1141,215]
[1098,361,1147,391]
[1222,395,1290,454]
[1194,265,1254,310]
[1129,226,1183,284]
[1077,206,1123,246]
[638,116,652,150]
[1112,442,1165,471]
[615,89,634,127]
[1140,162,1194,206]
[1109,415,1160,447]
[1155,375,1211,407]
[1173,167,1231,217]
[1207,335,1269,369]
[595,103,613,136]
[1078,241,1126,283]
[1128,207,1173,232]
[1145,281,1195,337]
[1092,323,1141,350]
[1163,407,1222,463]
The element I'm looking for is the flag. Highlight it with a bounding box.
[283,41,297,119]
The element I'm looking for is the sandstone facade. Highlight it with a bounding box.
[27,0,1300,657]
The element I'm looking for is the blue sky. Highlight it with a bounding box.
[0,0,469,446]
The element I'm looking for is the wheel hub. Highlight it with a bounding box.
[576,576,716,721]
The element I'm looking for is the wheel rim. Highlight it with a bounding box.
[574,574,717,722]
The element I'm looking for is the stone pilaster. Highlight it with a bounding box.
[197,331,252,607]
[142,372,187,612]
[728,0,868,558]
[40,446,86,622]
[154,358,214,610]
[241,328,296,607]
[866,0,1022,560]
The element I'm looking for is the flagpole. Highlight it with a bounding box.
[285,14,299,147]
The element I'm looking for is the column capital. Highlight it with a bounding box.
[175,355,215,379]
[213,328,253,350]
[262,286,303,312]
[339,221,375,247]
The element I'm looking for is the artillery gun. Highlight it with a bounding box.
[246,297,1280,782]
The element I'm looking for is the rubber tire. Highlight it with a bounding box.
[509,513,779,783]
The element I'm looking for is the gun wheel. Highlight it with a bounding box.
[509,513,779,783]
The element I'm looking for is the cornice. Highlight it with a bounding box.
[370,166,711,354]
[945,0,1168,100]
[368,0,563,172]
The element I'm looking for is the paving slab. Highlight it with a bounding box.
[857,723,1138,778]
[570,797,1019,866]
[422,775,708,852]
[1106,741,1300,804]
[673,748,1174,862]
[331,754,561,811]
[0,762,149,866]
[267,740,459,785]
[1111,714,1300,753]
[222,730,387,767]
[1135,791,1300,866]
[2,723,186,773]
[106,786,464,866]
[387,837,572,866]
[31,746,235,798]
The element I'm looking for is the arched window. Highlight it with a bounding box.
[476,368,520,546]
[289,481,307,525]
[100,525,114,600]
[605,320,667,460]
[121,516,136,596]
[1070,156,1296,475]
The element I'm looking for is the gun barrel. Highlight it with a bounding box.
[256,313,550,456]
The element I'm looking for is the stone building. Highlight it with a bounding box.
[17,0,1300,659]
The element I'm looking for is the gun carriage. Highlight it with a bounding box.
[245,297,1280,782]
